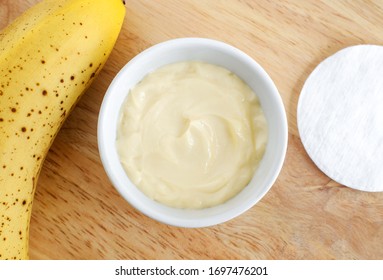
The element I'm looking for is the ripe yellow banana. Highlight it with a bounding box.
[0,0,125,259]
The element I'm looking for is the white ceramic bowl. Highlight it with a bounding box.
[98,38,288,227]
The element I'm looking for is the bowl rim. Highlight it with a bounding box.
[97,37,288,227]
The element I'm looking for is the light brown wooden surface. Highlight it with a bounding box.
[1,0,383,260]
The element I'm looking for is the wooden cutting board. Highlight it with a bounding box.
[1,0,383,260]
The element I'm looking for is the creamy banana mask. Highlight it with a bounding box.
[116,61,268,209]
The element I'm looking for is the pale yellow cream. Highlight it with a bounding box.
[116,61,268,209]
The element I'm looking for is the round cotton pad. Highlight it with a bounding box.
[298,45,383,192]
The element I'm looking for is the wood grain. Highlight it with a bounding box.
[1,0,383,260]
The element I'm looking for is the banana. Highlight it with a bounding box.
[0,0,125,259]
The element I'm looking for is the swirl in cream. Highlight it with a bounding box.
[116,61,267,209]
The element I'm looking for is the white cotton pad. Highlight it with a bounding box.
[298,45,383,192]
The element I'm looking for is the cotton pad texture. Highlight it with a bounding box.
[298,45,383,192]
